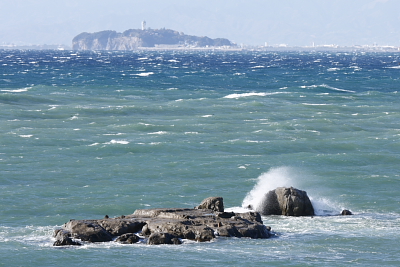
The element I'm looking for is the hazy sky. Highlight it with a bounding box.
[1,0,399,47]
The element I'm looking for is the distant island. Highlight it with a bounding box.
[72,28,236,51]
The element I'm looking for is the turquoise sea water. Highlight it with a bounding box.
[1,50,400,266]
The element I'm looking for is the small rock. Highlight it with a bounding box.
[115,233,140,244]
[147,232,175,245]
[258,187,315,216]
[195,227,215,242]
[53,229,81,246]
[196,197,224,212]
[341,209,353,215]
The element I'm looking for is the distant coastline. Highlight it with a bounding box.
[0,44,71,50]
[1,42,399,53]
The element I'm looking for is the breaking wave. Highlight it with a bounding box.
[242,167,295,211]
[241,166,342,215]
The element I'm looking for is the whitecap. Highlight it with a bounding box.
[19,135,33,138]
[103,133,124,136]
[1,87,32,92]
[148,131,168,135]
[88,143,100,146]
[135,72,154,77]
[201,115,213,117]
[327,67,340,71]
[305,84,355,93]
[138,122,154,126]
[302,103,331,106]
[106,140,129,145]
[223,92,268,99]
[69,115,79,120]
[321,84,356,93]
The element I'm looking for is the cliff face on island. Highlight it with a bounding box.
[72,28,235,50]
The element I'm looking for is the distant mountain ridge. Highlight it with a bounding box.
[72,28,235,50]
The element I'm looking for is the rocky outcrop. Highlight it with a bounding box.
[257,187,315,216]
[53,197,272,246]
[72,28,235,50]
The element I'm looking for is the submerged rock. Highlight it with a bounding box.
[53,197,272,246]
[257,187,315,216]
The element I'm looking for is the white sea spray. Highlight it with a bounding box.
[242,166,294,211]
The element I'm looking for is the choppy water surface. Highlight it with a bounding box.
[1,50,399,266]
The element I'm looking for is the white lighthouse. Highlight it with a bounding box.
[142,21,146,31]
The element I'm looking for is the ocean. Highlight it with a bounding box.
[0,49,399,266]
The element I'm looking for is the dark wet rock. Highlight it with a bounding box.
[258,187,314,216]
[64,220,113,242]
[53,229,81,246]
[147,233,182,245]
[171,237,182,245]
[341,209,353,215]
[195,196,224,212]
[216,224,240,237]
[236,211,263,223]
[53,197,272,246]
[195,226,215,242]
[237,224,270,239]
[216,211,235,218]
[97,219,146,236]
[115,233,140,244]
[147,232,175,245]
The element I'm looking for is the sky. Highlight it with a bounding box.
[1,0,399,47]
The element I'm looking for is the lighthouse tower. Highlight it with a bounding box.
[142,21,146,31]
